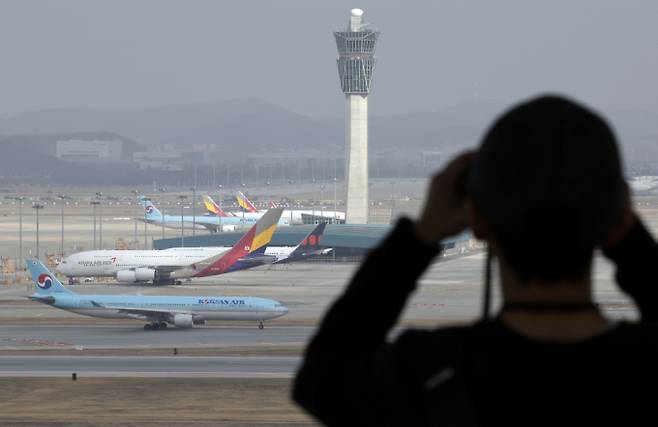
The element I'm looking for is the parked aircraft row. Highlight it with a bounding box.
[137,192,345,232]
[58,208,331,286]
[137,197,289,233]
[29,259,288,330]
[234,191,346,225]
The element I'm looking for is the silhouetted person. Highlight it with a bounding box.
[293,95,658,426]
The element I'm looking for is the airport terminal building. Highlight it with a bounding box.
[153,224,469,260]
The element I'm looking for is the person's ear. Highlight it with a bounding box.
[466,200,493,241]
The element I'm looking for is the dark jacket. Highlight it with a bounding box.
[293,218,658,426]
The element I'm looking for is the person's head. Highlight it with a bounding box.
[467,95,625,285]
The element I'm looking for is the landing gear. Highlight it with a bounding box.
[144,322,168,330]
[258,321,264,330]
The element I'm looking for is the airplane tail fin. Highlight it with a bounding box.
[269,200,278,209]
[294,222,327,252]
[139,197,163,219]
[236,191,259,213]
[193,208,284,276]
[275,222,329,263]
[203,195,230,217]
[26,259,75,296]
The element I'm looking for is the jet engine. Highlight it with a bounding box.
[134,268,156,281]
[116,268,156,283]
[173,314,194,328]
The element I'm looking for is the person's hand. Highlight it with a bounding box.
[415,152,475,246]
[602,182,636,250]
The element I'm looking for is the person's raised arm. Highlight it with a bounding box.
[293,153,473,425]
[603,186,658,321]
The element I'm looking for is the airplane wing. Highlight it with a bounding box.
[90,300,194,321]
[196,222,220,233]
[238,254,277,264]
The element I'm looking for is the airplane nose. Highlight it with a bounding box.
[279,306,289,315]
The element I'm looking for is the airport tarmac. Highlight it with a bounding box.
[0,196,655,381]
[0,325,313,350]
[0,355,300,378]
[0,252,646,378]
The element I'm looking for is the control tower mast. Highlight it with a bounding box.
[334,9,379,224]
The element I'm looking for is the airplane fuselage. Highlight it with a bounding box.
[40,293,288,322]
[57,248,228,278]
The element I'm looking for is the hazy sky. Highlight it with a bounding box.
[1,0,657,118]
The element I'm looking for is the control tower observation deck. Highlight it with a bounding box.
[334,9,380,224]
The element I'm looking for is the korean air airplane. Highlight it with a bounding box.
[28,260,288,330]
[58,208,284,285]
[137,197,289,233]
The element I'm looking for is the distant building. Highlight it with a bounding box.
[133,151,187,171]
[55,139,123,161]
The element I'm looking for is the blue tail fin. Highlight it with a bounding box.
[289,222,326,256]
[297,222,326,250]
[139,197,163,219]
[26,259,75,295]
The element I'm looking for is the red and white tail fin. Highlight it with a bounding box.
[192,208,284,277]
[203,195,230,217]
[236,191,259,213]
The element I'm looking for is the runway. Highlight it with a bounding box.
[0,325,315,350]
[0,355,300,378]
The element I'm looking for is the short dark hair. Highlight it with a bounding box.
[468,95,625,282]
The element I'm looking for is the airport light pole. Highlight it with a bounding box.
[90,200,100,250]
[159,188,166,240]
[32,203,44,261]
[96,192,103,250]
[17,196,24,268]
[311,179,316,223]
[320,185,325,222]
[190,186,196,237]
[217,184,223,233]
[390,181,396,219]
[161,206,165,240]
[57,194,66,258]
[131,189,138,249]
[241,183,246,228]
[178,195,187,248]
[334,158,338,224]
[266,180,271,209]
[143,197,148,250]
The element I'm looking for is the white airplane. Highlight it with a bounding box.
[57,208,283,285]
[628,176,658,194]
[205,192,346,225]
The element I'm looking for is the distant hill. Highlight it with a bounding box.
[0,132,143,157]
[0,132,149,185]
[0,99,656,183]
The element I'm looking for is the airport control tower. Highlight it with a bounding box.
[334,9,379,224]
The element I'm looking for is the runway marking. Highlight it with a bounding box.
[3,338,73,347]
[0,371,294,378]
